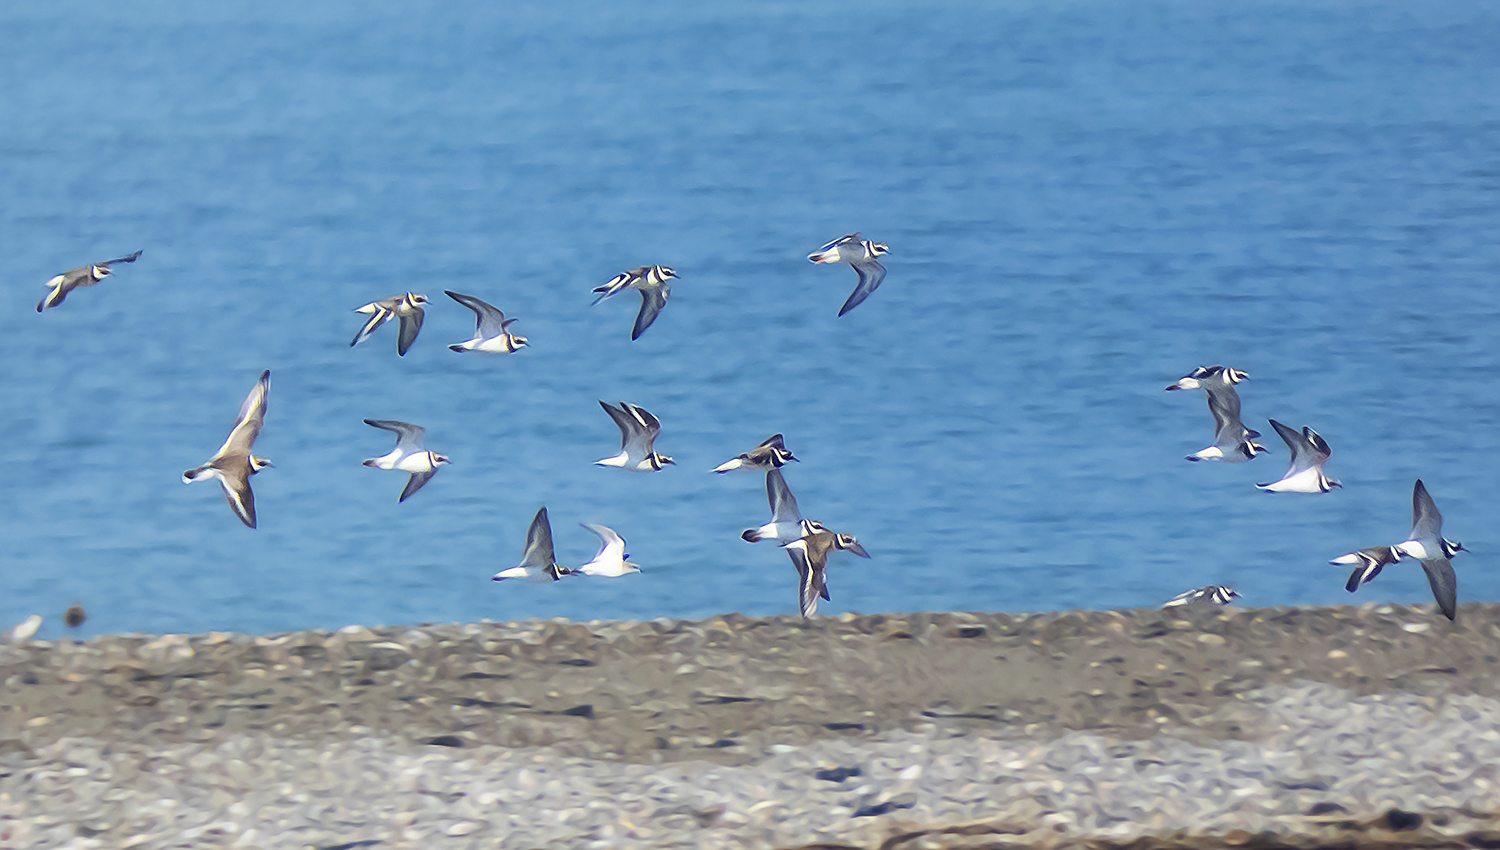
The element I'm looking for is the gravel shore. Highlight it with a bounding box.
[5,603,1500,849]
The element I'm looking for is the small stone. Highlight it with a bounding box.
[1385,809,1422,831]
[1401,623,1430,634]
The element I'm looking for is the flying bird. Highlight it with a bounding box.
[712,434,798,473]
[361,419,450,502]
[741,469,805,544]
[1334,480,1464,620]
[1185,394,1267,463]
[183,370,273,529]
[1257,420,1340,493]
[573,523,640,577]
[1167,365,1264,463]
[1332,546,1403,593]
[445,290,528,354]
[1165,365,1249,395]
[351,293,429,356]
[808,233,888,316]
[591,265,677,340]
[596,401,674,471]
[782,521,870,618]
[6,615,41,644]
[37,250,142,312]
[493,507,573,582]
[1162,586,1241,608]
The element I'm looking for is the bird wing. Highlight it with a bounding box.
[396,304,425,356]
[101,250,143,266]
[837,259,886,317]
[784,539,824,618]
[398,468,438,502]
[217,467,257,529]
[520,507,557,570]
[1161,587,1205,608]
[628,404,662,440]
[591,270,636,305]
[1205,385,1249,433]
[1345,561,1383,593]
[1410,479,1443,541]
[818,233,859,253]
[216,370,270,459]
[1267,419,1310,474]
[364,419,425,452]
[1209,391,1255,446]
[445,290,509,338]
[631,283,669,340]
[766,469,802,524]
[622,403,662,455]
[580,522,626,562]
[350,304,393,347]
[1304,427,1333,465]
[599,401,639,451]
[1420,557,1458,620]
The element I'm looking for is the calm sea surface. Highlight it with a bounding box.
[2,1,1498,637]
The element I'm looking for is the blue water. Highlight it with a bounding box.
[2,1,1499,638]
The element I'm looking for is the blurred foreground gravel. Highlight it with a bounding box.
[5,603,1500,848]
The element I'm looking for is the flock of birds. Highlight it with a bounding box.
[19,237,1468,630]
[24,233,894,626]
[1160,365,1466,620]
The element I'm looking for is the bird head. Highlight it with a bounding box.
[835,534,871,559]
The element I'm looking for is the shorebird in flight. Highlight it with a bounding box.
[1167,365,1265,463]
[592,265,676,340]
[712,434,798,474]
[741,469,805,544]
[1257,420,1340,493]
[1162,585,1241,608]
[808,233,888,316]
[1165,365,1248,395]
[1332,546,1403,593]
[1334,480,1465,620]
[596,401,674,471]
[493,507,573,582]
[183,370,273,529]
[574,523,640,577]
[783,521,870,618]
[351,292,429,356]
[361,419,450,502]
[445,290,527,354]
[37,250,142,312]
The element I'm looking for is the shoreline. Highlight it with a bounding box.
[4,603,1499,848]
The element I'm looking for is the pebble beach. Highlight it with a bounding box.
[6,604,1500,848]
